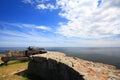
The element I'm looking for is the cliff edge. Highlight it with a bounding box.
[27,51,120,80]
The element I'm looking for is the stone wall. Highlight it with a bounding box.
[6,50,26,57]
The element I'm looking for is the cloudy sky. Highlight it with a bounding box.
[0,0,120,47]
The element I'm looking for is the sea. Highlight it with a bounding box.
[0,47,120,69]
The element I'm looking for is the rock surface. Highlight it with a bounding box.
[27,51,120,80]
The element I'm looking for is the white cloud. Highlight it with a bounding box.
[22,0,34,4]
[36,26,51,31]
[0,22,54,47]
[0,41,56,47]
[36,3,56,10]
[22,0,49,4]
[0,29,51,41]
[1,21,120,47]
[47,4,57,9]
[22,0,56,10]
[21,0,120,41]
[36,4,47,9]
[56,0,120,39]
[22,0,120,39]
[0,22,51,31]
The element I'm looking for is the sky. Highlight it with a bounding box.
[0,0,120,47]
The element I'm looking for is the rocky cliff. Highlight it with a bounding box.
[27,51,120,80]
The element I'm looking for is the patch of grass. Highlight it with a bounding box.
[0,60,29,80]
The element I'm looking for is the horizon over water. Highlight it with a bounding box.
[0,47,120,69]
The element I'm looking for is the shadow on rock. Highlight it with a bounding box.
[16,56,85,80]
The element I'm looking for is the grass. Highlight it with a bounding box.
[0,58,29,80]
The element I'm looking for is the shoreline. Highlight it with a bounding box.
[0,51,120,80]
[0,51,120,70]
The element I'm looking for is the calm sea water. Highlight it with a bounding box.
[0,47,120,69]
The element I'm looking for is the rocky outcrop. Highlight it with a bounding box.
[27,51,120,80]
[1,50,28,65]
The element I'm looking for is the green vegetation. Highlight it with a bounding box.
[0,59,29,80]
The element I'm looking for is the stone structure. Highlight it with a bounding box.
[26,46,47,56]
[6,50,26,57]
[1,47,47,65]
[27,51,120,80]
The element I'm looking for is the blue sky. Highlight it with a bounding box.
[0,0,120,47]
